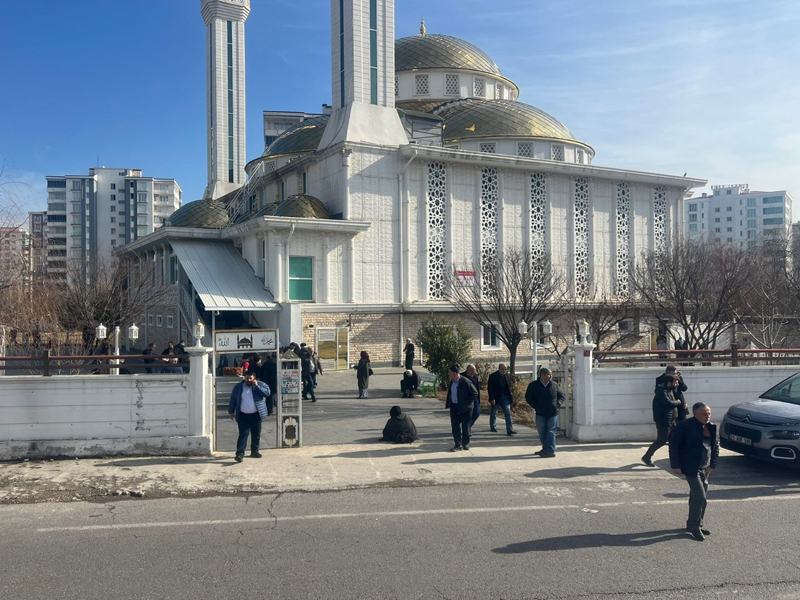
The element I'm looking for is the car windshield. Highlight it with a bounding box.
[760,372,800,405]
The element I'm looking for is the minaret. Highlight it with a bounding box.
[201,0,250,200]
[318,0,407,149]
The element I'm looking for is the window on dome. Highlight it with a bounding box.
[445,74,460,96]
[479,143,496,154]
[289,257,313,301]
[517,142,532,158]
[474,77,485,97]
[415,74,429,96]
[395,76,399,97]
[551,145,564,162]
[267,162,276,173]
[495,84,503,100]
[576,149,585,164]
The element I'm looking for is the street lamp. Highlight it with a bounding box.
[95,323,107,341]
[127,323,139,343]
[193,319,205,347]
[519,319,552,380]
[577,319,590,344]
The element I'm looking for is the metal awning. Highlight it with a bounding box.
[170,240,278,311]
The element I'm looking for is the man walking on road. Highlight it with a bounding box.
[656,365,688,421]
[462,364,481,430]
[525,368,564,457]
[642,374,683,466]
[301,346,322,402]
[445,365,477,452]
[228,370,271,463]
[669,402,718,541]
[488,363,516,435]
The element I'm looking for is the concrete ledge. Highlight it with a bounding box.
[571,424,655,443]
[0,435,212,461]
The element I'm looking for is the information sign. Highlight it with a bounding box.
[214,329,277,353]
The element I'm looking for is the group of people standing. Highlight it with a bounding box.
[142,341,188,374]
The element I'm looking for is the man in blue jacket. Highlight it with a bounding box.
[669,402,718,542]
[525,368,565,457]
[228,370,271,463]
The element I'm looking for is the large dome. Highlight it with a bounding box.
[273,194,331,219]
[395,34,502,76]
[438,99,590,148]
[165,199,229,229]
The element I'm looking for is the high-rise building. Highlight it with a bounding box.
[201,0,250,200]
[685,184,794,248]
[44,167,181,278]
[263,107,332,149]
[27,211,47,279]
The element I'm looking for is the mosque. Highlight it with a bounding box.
[120,0,705,368]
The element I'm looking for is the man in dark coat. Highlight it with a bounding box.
[400,369,420,398]
[669,402,718,541]
[656,365,688,420]
[228,370,271,463]
[301,346,322,402]
[462,364,481,429]
[380,405,419,443]
[403,338,415,370]
[488,363,516,435]
[525,368,565,457]
[142,343,158,374]
[175,340,189,373]
[642,374,683,466]
[445,365,477,452]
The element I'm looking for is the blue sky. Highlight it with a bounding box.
[1,0,798,218]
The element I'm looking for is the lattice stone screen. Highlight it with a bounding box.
[474,77,485,97]
[427,162,447,299]
[615,182,631,298]
[530,173,547,263]
[481,167,499,296]
[415,74,429,95]
[518,142,532,158]
[653,185,667,253]
[445,74,459,96]
[573,177,590,298]
[479,143,496,154]
[552,145,565,162]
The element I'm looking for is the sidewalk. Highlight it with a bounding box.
[0,367,695,504]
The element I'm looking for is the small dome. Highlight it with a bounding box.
[273,194,332,219]
[395,34,502,76]
[262,115,330,158]
[438,99,590,149]
[165,199,230,229]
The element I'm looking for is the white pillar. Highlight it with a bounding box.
[346,234,356,303]
[570,342,596,442]
[186,345,214,443]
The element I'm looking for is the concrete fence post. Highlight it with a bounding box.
[569,342,596,442]
[186,345,213,438]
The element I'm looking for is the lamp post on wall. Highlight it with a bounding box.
[519,319,552,380]
[193,319,206,348]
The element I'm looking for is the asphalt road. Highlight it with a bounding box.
[4,467,800,599]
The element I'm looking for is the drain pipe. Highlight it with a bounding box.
[398,148,418,366]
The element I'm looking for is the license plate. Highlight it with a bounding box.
[729,434,752,446]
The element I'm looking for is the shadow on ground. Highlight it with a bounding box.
[493,529,690,552]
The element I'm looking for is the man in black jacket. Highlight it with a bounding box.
[445,365,477,452]
[525,368,565,457]
[669,402,718,541]
[462,364,481,429]
[488,363,516,435]
[642,374,683,466]
[400,369,420,398]
[655,366,688,420]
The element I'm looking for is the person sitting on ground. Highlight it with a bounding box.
[380,405,419,443]
[400,369,420,398]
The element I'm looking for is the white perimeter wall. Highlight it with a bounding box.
[0,373,213,460]
[573,365,798,442]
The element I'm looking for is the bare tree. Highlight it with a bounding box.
[632,239,754,350]
[445,248,569,375]
[0,159,36,292]
[731,237,796,348]
[571,288,644,356]
[52,257,172,348]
